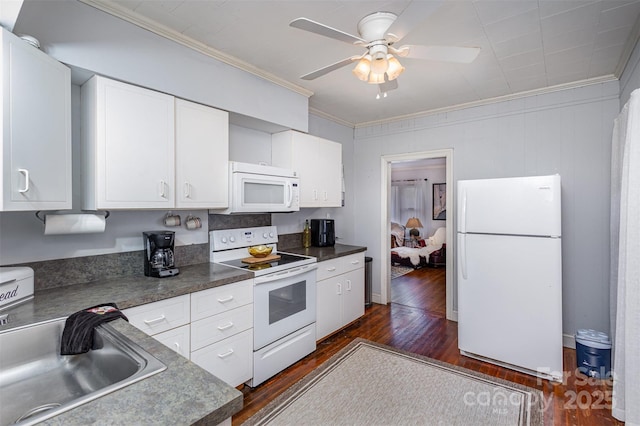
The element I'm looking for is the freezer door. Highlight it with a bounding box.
[457,233,563,376]
[458,175,561,237]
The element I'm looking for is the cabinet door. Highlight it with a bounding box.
[316,137,342,207]
[1,29,71,211]
[175,99,228,208]
[190,329,253,387]
[316,277,343,341]
[154,324,190,358]
[123,294,190,336]
[272,130,342,208]
[83,76,175,209]
[342,268,365,326]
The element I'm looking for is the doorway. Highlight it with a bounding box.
[379,149,455,321]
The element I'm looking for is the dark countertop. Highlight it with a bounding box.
[0,262,252,426]
[283,243,367,261]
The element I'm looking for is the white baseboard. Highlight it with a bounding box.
[372,293,382,304]
[563,333,576,349]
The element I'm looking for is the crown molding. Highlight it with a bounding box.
[309,107,355,128]
[79,0,314,98]
[354,75,619,129]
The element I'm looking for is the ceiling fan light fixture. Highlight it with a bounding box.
[386,55,405,81]
[367,71,385,85]
[352,56,371,81]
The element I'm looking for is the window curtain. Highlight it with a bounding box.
[610,88,640,424]
[390,180,429,233]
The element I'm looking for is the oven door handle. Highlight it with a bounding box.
[254,263,317,284]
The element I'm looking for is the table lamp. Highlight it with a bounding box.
[405,217,423,239]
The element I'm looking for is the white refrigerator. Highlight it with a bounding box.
[457,175,563,382]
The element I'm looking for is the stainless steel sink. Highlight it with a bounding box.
[0,317,166,426]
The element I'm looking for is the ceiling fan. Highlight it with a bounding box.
[290,1,480,95]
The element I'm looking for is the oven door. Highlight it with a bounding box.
[253,264,316,350]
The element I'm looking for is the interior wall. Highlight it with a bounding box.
[353,81,620,338]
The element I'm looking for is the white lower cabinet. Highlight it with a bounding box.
[124,294,190,336]
[124,279,254,387]
[316,253,365,341]
[154,324,190,358]
[190,329,253,388]
[190,280,254,387]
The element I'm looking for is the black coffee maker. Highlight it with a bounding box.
[143,231,180,277]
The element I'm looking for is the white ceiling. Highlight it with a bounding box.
[87,0,640,126]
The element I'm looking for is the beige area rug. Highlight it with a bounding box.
[244,339,544,426]
[391,264,414,279]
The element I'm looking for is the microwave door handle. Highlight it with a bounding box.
[286,181,293,207]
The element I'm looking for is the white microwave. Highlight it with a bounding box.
[213,162,300,214]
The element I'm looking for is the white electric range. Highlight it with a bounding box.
[210,226,317,387]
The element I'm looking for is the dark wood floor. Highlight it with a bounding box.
[391,266,446,315]
[233,268,621,425]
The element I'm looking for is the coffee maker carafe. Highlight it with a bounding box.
[143,231,180,277]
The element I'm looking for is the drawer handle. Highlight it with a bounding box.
[217,295,234,303]
[174,342,181,354]
[217,322,234,330]
[143,315,166,325]
[351,260,360,265]
[217,349,234,359]
[326,267,337,272]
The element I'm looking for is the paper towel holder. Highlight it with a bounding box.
[35,210,110,223]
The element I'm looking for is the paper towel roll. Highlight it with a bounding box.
[44,214,106,235]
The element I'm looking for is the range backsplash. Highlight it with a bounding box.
[10,213,282,291]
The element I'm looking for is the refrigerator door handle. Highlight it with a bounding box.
[460,233,468,280]
[460,188,467,233]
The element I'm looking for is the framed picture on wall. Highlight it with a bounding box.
[433,183,446,220]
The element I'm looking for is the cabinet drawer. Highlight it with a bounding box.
[191,279,253,321]
[124,294,190,335]
[316,258,341,281]
[340,253,365,273]
[317,253,365,281]
[191,303,253,351]
[154,324,190,358]
[190,329,253,388]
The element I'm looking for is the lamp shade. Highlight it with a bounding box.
[386,55,405,81]
[352,56,371,81]
[405,217,423,229]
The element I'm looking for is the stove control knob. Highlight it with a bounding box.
[221,237,227,244]
[229,236,236,243]
[262,232,268,239]
[269,232,274,238]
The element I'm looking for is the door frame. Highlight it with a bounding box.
[379,149,456,321]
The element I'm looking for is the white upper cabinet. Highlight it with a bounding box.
[1,28,71,211]
[82,75,175,210]
[175,99,228,209]
[271,130,342,208]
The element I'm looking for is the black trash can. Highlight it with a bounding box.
[364,256,372,307]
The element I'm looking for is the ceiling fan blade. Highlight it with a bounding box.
[290,18,365,45]
[400,45,481,63]
[300,56,361,80]
[385,0,445,43]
